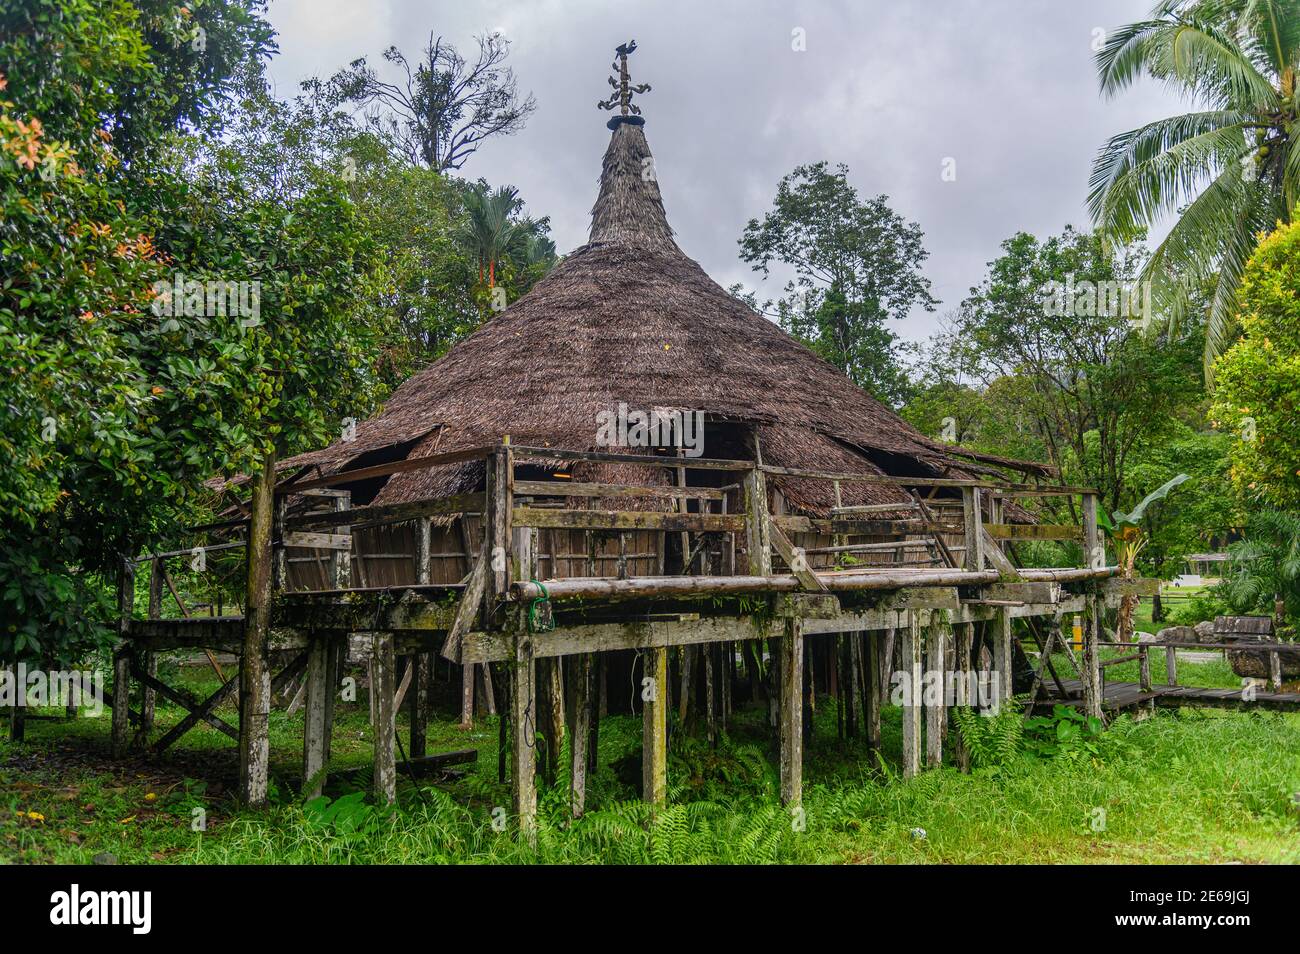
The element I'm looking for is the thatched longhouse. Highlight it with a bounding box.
[275,112,1048,589]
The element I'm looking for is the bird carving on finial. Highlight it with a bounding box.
[598,39,651,124]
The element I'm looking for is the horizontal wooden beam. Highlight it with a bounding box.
[513,507,743,533]
[510,568,998,603]
[514,480,724,501]
[282,531,352,550]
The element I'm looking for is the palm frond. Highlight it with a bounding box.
[1089,112,1252,236]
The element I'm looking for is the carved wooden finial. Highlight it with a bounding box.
[597,39,650,124]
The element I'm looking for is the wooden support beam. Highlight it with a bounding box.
[130,661,238,741]
[642,646,669,808]
[1082,594,1103,721]
[961,486,984,571]
[768,520,828,592]
[992,607,1013,709]
[511,627,537,836]
[901,618,922,779]
[925,620,948,768]
[866,630,883,750]
[570,653,592,818]
[238,456,276,807]
[488,445,514,598]
[984,524,1081,541]
[954,622,973,772]
[112,557,134,758]
[744,468,772,576]
[371,633,397,804]
[303,636,332,799]
[778,617,803,807]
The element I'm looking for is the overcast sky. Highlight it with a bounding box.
[265,0,1183,344]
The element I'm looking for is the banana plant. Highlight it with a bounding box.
[1099,474,1190,642]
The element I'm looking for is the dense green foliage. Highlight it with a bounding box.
[1211,209,1300,509]
[0,1,555,666]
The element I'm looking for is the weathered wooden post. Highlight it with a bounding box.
[866,629,884,750]
[1165,641,1178,686]
[142,557,162,738]
[411,515,433,758]
[510,625,536,835]
[1081,493,1104,721]
[302,633,333,800]
[570,652,593,817]
[991,606,1013,710]
[954,621,973,772]
[778,616,803,806]
[111,557,135,758]
[961,485,985,571]
[901,614,922,779]
[925,618,948,768]
[371,632,397,804]
[1268,648,1283,692]
[1081,593,1103,721]
[642,645,669,808]
[743,467,772,576]
[238,456,275,807]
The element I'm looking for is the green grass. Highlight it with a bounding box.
[3,664,1298,864]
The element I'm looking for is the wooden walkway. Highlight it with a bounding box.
[1044,679,1300,713]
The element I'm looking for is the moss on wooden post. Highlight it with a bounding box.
[778,616,803,806]
[238,455,275,807]
[111,558,134,758]
[642,646,669,808]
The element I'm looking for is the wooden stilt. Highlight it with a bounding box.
[901,618,922,779]
[570,653,592,817]
[704,639,716,746]
[678,644,694,726]
[303,634,331,799]
[588,654,602,772]
[992,606,1013,711]
[238,456,275,807]
[642,646,668,808]
[926,619,947,768]
[954,622,973,773]
[511,629,536,835]
[779,617,804,806]
[1083,593,1103,721]
[371,632,397,804]
[409,651,430,759]
[459,662,475,729]
[111,557,134,758]
[866,630,883,750]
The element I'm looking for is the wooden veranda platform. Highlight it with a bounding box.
[108,441,1154,831]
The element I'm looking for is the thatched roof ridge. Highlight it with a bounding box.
[280,119,1051,510]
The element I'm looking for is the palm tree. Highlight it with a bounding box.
[455,183,553,289]
[1089,0,1300,377]
[1221,508,1300,624]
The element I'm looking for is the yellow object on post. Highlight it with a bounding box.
[1072,615,1084,653]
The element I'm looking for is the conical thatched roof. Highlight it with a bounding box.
[281,121,1049,512]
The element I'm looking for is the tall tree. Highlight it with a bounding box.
[737,161,935,406]
[327,32,535,171]
[1090,0,1300,375]
[933,227,1204,515]
[1210,208,1300,508]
